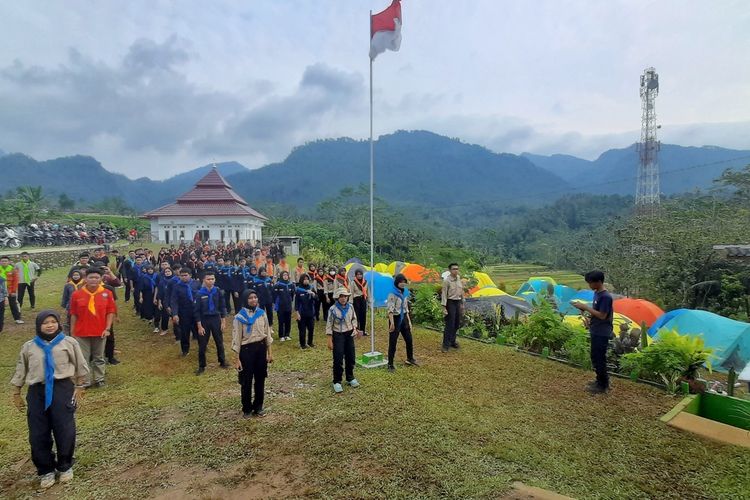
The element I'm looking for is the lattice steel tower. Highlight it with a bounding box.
[636,67,660,213]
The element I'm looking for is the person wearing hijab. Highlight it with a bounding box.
[326,288,361,393]
[272,270,295,341]
[138,264,159,327]
[11,310,89,489]
[386,274,419,372]
[61,268,84,334]
[232,290,274,418]
[295,273,317,349]
[255,267,274,327]
[349,269,368,335]
[155,267,176,336]
[322,267,337,321]
[334,266,349,291]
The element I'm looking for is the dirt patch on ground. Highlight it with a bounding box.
[500,481,575,500]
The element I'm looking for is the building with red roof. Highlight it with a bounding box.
[143,166,267,244]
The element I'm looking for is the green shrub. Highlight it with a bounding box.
[410,284,443,328]
[561,328,592,369]
[459,310,491,339]
[620,329,714,392]
[511,300,576,353]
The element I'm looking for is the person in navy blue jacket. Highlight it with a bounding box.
[193,271,228,375]
[138,264,158,326]
[295,273,317,349]
[154,267,174,336]
[170,268,200,356]
[255,268,274,327]
[272,270,295,342]
[229,259,247,314]
[215,257,233,314]
[128,255,144,316]
[243,264,258,296]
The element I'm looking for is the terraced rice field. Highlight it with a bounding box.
[485,263,587,294]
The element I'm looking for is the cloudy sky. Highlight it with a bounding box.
[1,0,749,179]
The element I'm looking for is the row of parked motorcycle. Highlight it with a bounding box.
[0,223,122,248]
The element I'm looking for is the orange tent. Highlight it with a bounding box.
[613,298,664,328]
[401,263,440,283]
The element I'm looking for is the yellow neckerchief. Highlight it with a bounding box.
[81,285,105,315]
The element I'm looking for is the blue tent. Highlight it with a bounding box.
[554,285,579,315]
[516,278,555,295]
[363,271,409,308]
[649,309,750,372]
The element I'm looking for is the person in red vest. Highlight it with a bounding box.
[70,267,117,388]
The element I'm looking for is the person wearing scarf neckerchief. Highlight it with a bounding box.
[69,267,116,388]
[326,287,361,394]
[272,270,295,342]
[230,259,248,314]
[0,272,7,333]
[129,254,145,316]
[349,269,369,335]
[335,266,349,291]
[194,271,229,375]
[322,267,337,321]
[386,274,419,372]
[232,290,274,418]
[295,274,317,349]
[61,268,84,334]
[11,310,89,489]
[314,267,327,321]
[215,257,233,314]
[170,268,200,356]
[137,264,159,326]
[306,263,320,320]
[15,251,41,310]
[291,257,306,283]
[154,267,175,336]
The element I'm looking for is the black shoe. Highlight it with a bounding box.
[405,358,420,367]
[107,357,121,365]
[308,343,315,348]
[300,345,308,350]
[387,365,395,372]
[441,346,449,353]
[254,409,267,418]
[587,384,609,395]
[242,412,253,419]
[181,352,189,357]
[219,363,229,369]
[362,332,369,336]
[451,342,460,349]
[195,367,205,375]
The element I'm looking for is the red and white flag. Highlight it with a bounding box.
[370,0,402,60]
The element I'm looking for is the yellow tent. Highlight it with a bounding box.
[563,312,636,331]
[473,272,496,289]
[374,263,388,273]
[471,287,509,297]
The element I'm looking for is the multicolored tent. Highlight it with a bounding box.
[563,312,636,331]
[649,309,750,372]
[613,298,664,328]
[401,263,440,283]
[515,277,557,295]
[472,287,509,297]
[386,261,407,276]
[363,270,397,308]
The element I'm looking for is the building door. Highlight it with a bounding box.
[236,230,240,242]
[164,230,170,244]
[220,230,225,242]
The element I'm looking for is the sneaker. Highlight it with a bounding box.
[254,409,267,418]
[181,352,189,357]
[153,327,160,333]
[58,468,73,483]
[333,383,344,393]
[94,380,106,388]
[308,343,315,348]
[587,384,609,395]
[387,365,395,372]
[279,337,286,342]
[348,379,360,388]
[362,332,369,336]
[15,319,25,325]
[300,345,308,350]
[405,358,420,367]
[441,346,449,353]
[286,336,292,341]
[242,412,253,419]
[107,358,121,365]
[451,342,460,349]
[39,472,55,489]
[159,330,169,336]
[195,367,205,375]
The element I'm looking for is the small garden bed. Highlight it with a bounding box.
[661,392,750,448]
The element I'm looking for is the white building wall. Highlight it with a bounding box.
[150,216,264,244]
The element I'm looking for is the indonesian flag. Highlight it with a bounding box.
[370,0,402,60]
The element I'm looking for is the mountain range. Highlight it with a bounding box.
[0,130,748,212]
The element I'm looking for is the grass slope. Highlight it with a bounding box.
[0,266,748,499]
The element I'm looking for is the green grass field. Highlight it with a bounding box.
[484,263,587,294]
[1,264,748,499]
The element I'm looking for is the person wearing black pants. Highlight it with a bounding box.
[11,310,89,489]
[272,271,295,341]
[255,268,274,327]
[232,291,274,418]
[350,269,368,334]
[171,269,199,356]
[572,270,614,394]
[387,274,419,371]
[295,274,317,348]
[326,288,360,393]
[441,263,465,352]
[194,272,228,375]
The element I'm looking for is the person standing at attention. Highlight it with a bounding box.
[70,267,116,388]
[11,310,89,489]
[0,255,23,324]
[349,269,368,335]
[572,270,614,394]
[386,274,419,372]
[326,288,360,394]
[441,263,464,353]
[16,251,42,310]
[194,271,229,375]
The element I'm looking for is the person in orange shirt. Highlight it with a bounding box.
[70,267,117,388]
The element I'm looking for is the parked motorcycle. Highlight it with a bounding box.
[0,225,22,248]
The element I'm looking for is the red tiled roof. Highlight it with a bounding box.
[143,167,267,220]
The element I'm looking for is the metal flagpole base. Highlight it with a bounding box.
[357,351,388,368]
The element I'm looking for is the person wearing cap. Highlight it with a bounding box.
[387,274,419,372]
[11,310,89,489]
[15,251,42,310]
[70,267,116,388]
[326,287,361,393]
[232,290,274,418]
[194,271,229,375]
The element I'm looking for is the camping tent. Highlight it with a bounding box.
[401,263,440,283]
[471,287,508,297]
[465,295,532,319]
[613,298,664,328]
[649,309,750,372]
[515,277,557,295]
[386,261,407,276]
[363,270,395,308]
[563,312,636,331]
[345,263,368,280]
[374,263,388,273]
[345,257,362,265]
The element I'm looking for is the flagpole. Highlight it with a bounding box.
[369,10,376,354]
